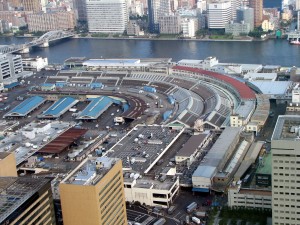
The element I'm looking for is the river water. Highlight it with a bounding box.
[0,37,299,67]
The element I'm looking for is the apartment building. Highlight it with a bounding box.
[0,177,56,225]
[27,11,75,32]
[249,0,262,27]
[272,115,300,225]
[181,17,198,37]
[207,1,232,29]
[60,157,127,225]
[22,0,40,12]
[86,0,128,33]
[148,0,171,33]
[158,15,181,34]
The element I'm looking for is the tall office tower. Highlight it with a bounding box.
[74,0,87,22]
[207,1,232,29]
[148,0,171,33]
[272,115,300,225]
[86,0,128,33]
[22,0,40,12]
[297,0,300,31]
[0,177,56,225]
[249,0,262,27]
[237,6,254,31]
[231,0,242,21]
[0,152,17,176]
[60,157,127,225]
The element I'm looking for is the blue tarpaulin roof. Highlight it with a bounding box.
[4,96,45,117]
[192,188,210,193]
[42,97,78,118]
[4,82,20,89]
[77,96,113,120]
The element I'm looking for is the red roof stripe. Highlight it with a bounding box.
[172,66,256,100]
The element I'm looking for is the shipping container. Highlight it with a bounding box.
[187,202,197,213]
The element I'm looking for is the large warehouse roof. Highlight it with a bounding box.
[77,97,113,120]
[4,96,45,117]
[173,66,256,100]
[38,127,87,154]
[40,97,78,118]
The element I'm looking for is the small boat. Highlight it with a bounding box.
[290,40,300,45]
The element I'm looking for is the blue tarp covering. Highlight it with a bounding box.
[77,97,113,119]
[43,97,77,117]
[55,82,67,88]
[90,82,102,89]
[143,86,157,93]
[4,82,20,89]
[163,110,172,121]
[168,96,175,105]
[111,98,121,105]
[5,96,44,116]
[123,103,129,112]
[192,188,210,193]
[41,83,55,87]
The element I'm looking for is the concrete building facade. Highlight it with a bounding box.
[181,17,197,37]
[207,1,232,29]
[27,11,76,32]
[249,0,262,27]
[0,53,23,83]
[225,22,251,36]
[237,7,254,31]
[148,0,171,33]
[158,15,181,34]
[86,0,128,33]
[60,157,128,225]
[22,0,40,12]
[272,115,300,225]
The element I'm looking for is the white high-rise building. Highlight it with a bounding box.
[0,53,23,83]
[296,0,300,31]
[86,0,128,33]
[207,1,232,28]
[181,17,197,37]
[272,115,300,225]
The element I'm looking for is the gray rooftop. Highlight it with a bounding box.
[106,125,183,174]
[272,115,300,140]
[176,133,210,157]
[202,127,241,168]
[62,157,119,185]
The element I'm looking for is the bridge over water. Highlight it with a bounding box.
[0,30,74,54]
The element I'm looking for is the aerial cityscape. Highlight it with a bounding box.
[0,0,300,225]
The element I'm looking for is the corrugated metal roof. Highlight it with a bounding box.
[4,96,45,117]
[77,96,113,119]
[176,133,209,157]
[38,127,87,154]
